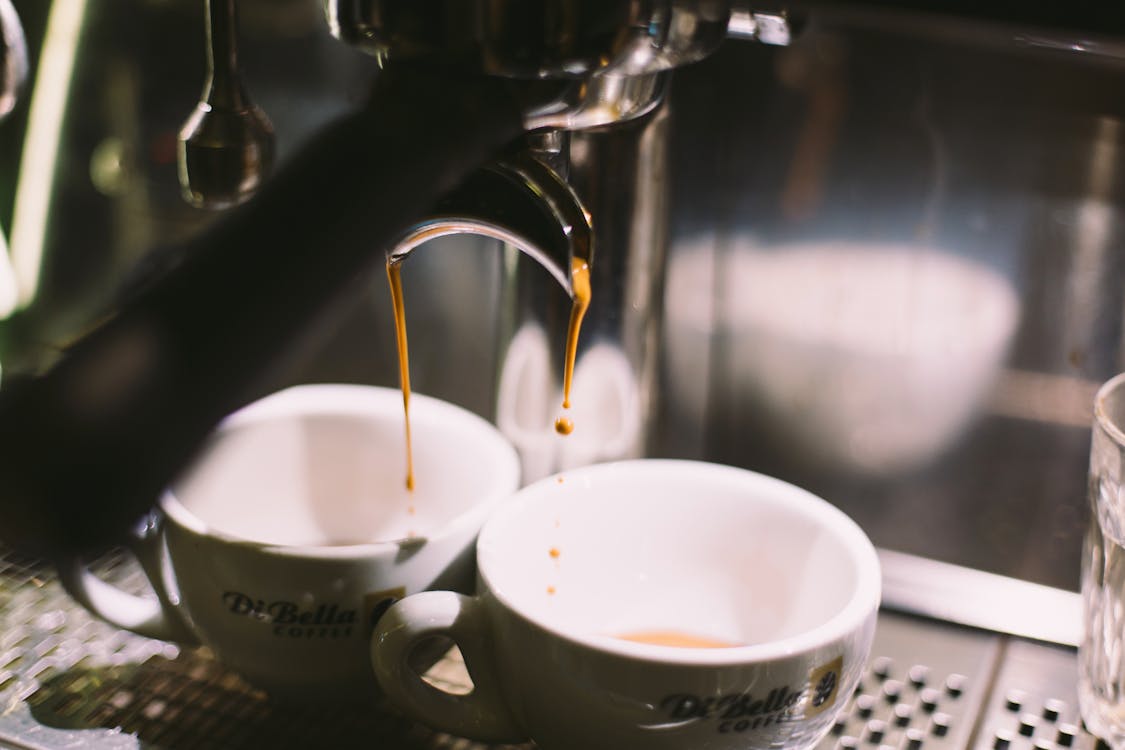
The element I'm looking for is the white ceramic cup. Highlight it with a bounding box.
[372,459,881,750]
[58,383,520,702]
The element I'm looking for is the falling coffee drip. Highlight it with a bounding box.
[555,258,592,436]
[387,253,590,498]
[386,260,415,494]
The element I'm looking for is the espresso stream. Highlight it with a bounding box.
[386,260,415,493]
[387,261,738,648]
[386,256,590,491]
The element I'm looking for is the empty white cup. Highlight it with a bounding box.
[373,459,881,749]
[58,383,520,701]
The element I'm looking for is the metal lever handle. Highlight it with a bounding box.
[0,67,526,559]
[178,0,274,209]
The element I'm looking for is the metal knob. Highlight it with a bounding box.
[0,0,27,122]
[178,0,274,209]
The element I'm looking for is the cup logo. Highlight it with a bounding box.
[657,655,845,735]
[219,586,409,640]
[806,656,843,717]
[221,591,357,639]
[661,687,804,731]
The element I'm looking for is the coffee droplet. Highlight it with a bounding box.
[547,586,556,595]
[554,416,574,435]
[549,547,561,559]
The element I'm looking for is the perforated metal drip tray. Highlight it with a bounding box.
[0,548,1103,750]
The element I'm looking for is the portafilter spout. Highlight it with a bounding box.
[387,144,593,295]
[0,65,530,559]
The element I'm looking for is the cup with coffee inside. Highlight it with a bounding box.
[56,383,520,702]
[372,459,881,750]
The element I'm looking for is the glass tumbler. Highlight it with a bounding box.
[1081,372,1125,748]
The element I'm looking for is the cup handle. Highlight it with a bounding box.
[371,590,524,743]
[56,512,199,644]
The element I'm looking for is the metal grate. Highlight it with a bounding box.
[0,549,529,750]
[971,639,1095,750]
[0,548,1108,750]
[815,614,1101,750]
[818,611,997,750]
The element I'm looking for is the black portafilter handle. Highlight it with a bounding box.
[0,65,527,560]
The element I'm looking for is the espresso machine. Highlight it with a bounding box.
[0,1,1123,748]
